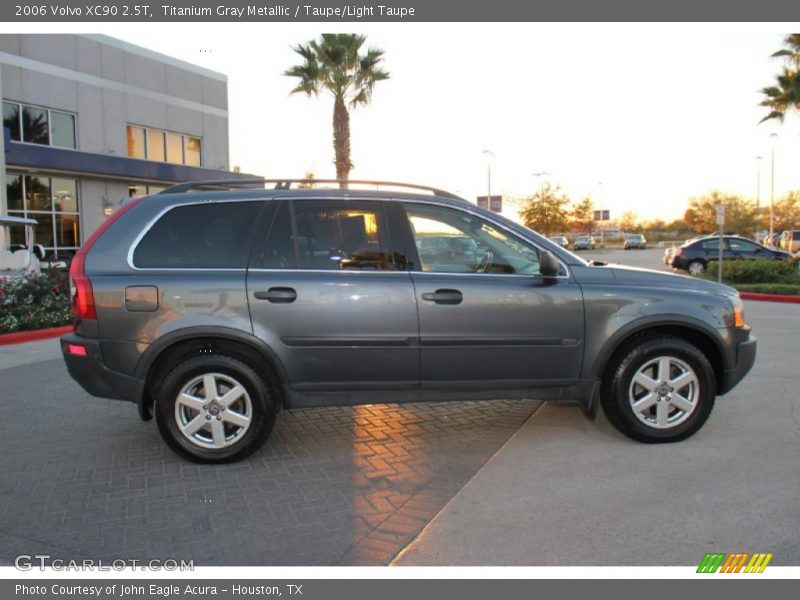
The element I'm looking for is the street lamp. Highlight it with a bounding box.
[756,155,762,242]
[482,149,495,207]
[531,171,550,193]
[769,133,777,246]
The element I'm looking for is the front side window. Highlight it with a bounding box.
[405,204,541,275]
[260,200,397,271]
[133,202,262,269]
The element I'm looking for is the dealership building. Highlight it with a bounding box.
[0,33,252,258]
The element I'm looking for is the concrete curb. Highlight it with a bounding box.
[0,325,73,346]
[740,292,800,304]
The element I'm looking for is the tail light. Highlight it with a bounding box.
[69,195,146,321]
[674,248,683,258]
[69,253,95,319]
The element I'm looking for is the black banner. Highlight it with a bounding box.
[3,0,800,22]
[3,579,799,600]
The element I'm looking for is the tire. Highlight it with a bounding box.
[687,260,705,275]
[600,336,716,443]
[155,355,277,463]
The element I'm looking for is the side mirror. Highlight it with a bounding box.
[539,250,560,278]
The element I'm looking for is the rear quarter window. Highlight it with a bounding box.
[133,201,263,268]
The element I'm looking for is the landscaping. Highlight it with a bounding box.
[0,270,72,333]
[703,258,800,296]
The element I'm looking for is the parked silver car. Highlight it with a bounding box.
[61,179,756,462]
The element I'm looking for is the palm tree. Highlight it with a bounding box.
[759,34,800,123]
[285,34,389,183]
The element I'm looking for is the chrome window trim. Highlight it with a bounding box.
[126,195,571,279]
[126,198,271,271]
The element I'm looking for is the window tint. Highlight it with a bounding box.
[260,200,397,271]
[134,202,262,268]
[728,239,759,252]
[405,204,541,274]
[700,239,720,251]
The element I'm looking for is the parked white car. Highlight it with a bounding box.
[0,216,42,278]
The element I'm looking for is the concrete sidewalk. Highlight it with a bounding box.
[0,338,62,370]
[393,301,800,566]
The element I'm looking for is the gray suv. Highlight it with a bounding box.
[61,180,756,463]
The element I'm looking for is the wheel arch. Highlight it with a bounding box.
[136,327,288,421]
[590,318,727,394]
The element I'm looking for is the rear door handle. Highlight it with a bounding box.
[254,287,297,303]
[421,289,463,305]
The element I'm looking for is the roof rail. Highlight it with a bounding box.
[158,178,464,200]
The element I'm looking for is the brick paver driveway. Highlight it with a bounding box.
[0,358,539,565]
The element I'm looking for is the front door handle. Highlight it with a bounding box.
[254,287,297,303]
[421,289,463,305]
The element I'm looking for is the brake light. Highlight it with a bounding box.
[66,343,87,357]
[69,195,146,321]
[70,253,96,319]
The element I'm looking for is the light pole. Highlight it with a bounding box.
[531,171,550,192]
[597,181,604,247]
[482,149,494,208]
[769,133,777,246]
[756,155,762,242]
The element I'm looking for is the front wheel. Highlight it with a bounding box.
[687,260,705,275]
[601,336,716,443]
[155,355,277,463]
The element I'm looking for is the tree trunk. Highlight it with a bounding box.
[332,95,351,187]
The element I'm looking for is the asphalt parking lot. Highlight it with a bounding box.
[1,247,797,566]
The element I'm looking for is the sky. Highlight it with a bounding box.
[14,22,800,222]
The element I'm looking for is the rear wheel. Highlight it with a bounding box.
[601,336,716,443]
[155,355,277,463]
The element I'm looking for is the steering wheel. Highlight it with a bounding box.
[476,250,494,273]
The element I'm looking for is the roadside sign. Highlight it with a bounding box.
[593,210,610,221]
[716,204,725,226]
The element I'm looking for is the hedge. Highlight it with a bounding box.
[704,258,800,285]
[0,270,72,333]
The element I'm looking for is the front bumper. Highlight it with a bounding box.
[61,333,143,404]
[719,334,757,395]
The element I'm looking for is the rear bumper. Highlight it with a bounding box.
[719,334,757,395]
[61,333,143,404]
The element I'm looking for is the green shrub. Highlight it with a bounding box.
[0,269,72,333]
[705,258,800,284]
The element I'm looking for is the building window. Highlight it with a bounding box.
[128,183,167,197]
[5,172,80,258]
[126,123,202,166]
[2,100,76,149]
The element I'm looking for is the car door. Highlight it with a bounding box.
[400,202,585,389]
[728,238,769,261]
[246,198,419,391]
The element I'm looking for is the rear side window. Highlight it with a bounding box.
[259,200,397,271]
[133,201,262,268]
